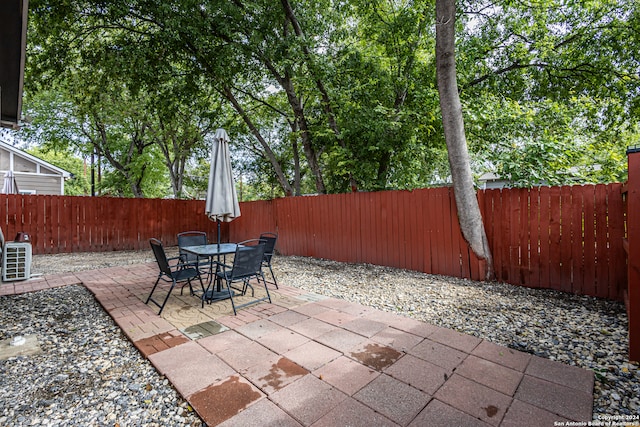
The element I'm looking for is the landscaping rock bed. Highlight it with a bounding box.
[0,285,203,427]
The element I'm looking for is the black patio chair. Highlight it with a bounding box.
[177,231,209,293]
[205,238,270,315]
[146,238,205,315]
[259,232,279,289]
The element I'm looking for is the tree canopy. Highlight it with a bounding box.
[19,0,640,198]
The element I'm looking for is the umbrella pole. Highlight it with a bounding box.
[216,220,221,292]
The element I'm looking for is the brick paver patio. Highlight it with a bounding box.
[2,262,594,426]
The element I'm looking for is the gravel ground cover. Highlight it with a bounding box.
[1,249,636,424]
[0,283,203,427]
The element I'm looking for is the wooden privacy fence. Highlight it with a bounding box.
[0,195,222,253]
[481,184,626,301]
[229,188,487,281]
[0,183,626,301]
[228,184,626,302]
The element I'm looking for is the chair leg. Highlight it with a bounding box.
[201,284,210,308]
[146,276,176,315]
[184,272,205,298]
[201,275,214,308]
[197,274,205,294]
[268,264,278,289]
[156,279,177,315]
[145,276,162,304]
[226,280,237,315]
[261,272,272,303]
[180,279,195,296]
[243,278,256,297]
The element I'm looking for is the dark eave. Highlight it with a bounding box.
[0,0,29,129]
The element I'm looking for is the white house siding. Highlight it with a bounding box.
[0,141,70,195]
[13,172,62,195]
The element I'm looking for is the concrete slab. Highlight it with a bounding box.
[341,317,388,337]
[383,354,448,395]
[456,355,524,396]
[316,328,367,353]
[434,374,512,426]
[410,399,492,427]
[181,320,228,340]
[349,340,403,371]
[429,327,482,353]
[218,341,280,372]
[217,398,302,427]
[471,340,532,372]
[267,310,309,327]
[197,329,253,354]
[408,339,468,372]
[284,340,341,371]
[290,302,331,317]
[313,309,356,327]
[235,319,284,340]
[270,374,348,426]
[525,355,595,394]
[242,357,308,395]
[370,326,424,353]
[0,334,41,359]
[189,375,264,426]
[288,317,338,339]
[354,374,429,426]
[313,397,399,427]
[501,399,571,427]
[148,341,236,398]
[313,356,379,396]
[515,375,593,421]
[259,328,310,354]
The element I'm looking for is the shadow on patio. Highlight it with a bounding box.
[2,263,594,426]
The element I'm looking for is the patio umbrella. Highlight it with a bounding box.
[1,170,18,194]
[205,128,241,245]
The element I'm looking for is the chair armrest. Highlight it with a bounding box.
[174,261,202,271]
[168,256,198,271]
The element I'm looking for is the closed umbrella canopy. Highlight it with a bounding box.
[1,170,18,194]
[205,129,240,243]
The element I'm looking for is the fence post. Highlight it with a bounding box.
[626,147,640,361]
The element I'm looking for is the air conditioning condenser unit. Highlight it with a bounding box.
[2,242,32,282]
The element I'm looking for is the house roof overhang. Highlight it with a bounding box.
[0,0,29,129]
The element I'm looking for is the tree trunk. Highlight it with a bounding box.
[261,55,327,194]
[279,73,326,194]
[435,0,493,280]
[280,0,358,192]
[288,120,302,195]
[222,87,295,197]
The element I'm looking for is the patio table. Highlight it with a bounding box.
[181,243,239,302]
